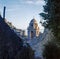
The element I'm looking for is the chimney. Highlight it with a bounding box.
[3,6,6,19]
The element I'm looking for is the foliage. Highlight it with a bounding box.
[40,0,60,41]
[15,43,34,59]
[43,42,60,59]
[40,0,60,59]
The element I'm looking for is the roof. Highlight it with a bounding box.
[0,15,23,57]
[30,18,37,24]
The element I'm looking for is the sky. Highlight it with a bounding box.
[0,0,45,33]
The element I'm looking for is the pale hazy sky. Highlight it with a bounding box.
[0,0,45,32]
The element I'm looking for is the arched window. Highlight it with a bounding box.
[31,31,34,38]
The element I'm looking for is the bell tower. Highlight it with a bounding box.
[28,18,40,39]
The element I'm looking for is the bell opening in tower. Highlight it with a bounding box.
[31,31,34,38]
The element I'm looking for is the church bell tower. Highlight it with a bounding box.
[28,18,40,39]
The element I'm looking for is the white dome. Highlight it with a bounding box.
[30,18,37,24]
[29,18,38,27]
